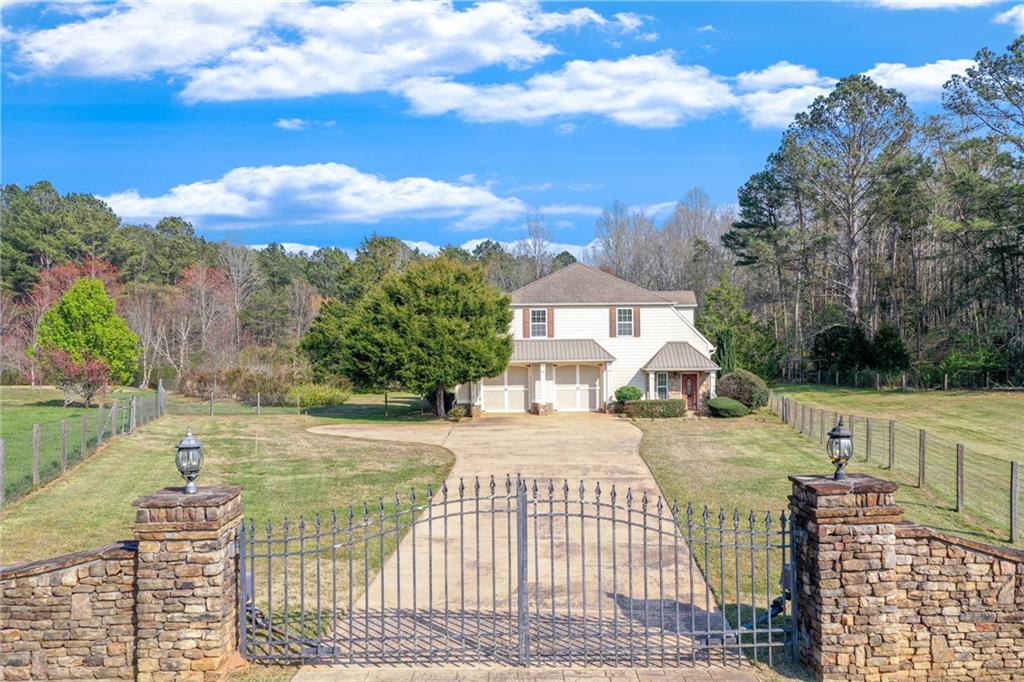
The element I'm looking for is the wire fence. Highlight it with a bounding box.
[0,384,167,507]
[768,392,1022,545]
[788,368,1019,392]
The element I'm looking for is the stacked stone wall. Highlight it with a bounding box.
[0,542,137,680]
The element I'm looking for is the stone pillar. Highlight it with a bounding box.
[789,474,903,681]
[132,487,242,682]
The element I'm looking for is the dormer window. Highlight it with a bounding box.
[616,307,633,337]
[530,309,548,338]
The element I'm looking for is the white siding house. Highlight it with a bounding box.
[457,263,719,414]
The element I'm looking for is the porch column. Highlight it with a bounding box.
[647,371,655,399]
[538,363,546,404]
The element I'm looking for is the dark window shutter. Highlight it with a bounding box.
[633,306,641,337]
[609,307,617,337]
[547,307,554,337]
[523,309,530,338]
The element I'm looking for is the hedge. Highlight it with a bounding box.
[707,396,749,418]
[614,385,644,402]
[624,399,685,418]
[717,368,769,409]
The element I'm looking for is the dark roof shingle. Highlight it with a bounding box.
[510,263,695,305]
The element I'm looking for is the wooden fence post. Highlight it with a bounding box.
[888,420,895,469]
[32,423,41,486]
[944,374,949,391]
[97,403,105,443]
[61,419,69,472]
[1011,462,1020,545]
[835,371,839,386]
[111,399,119,435]
[875,372,880,390]
[130,397,137,431]
[866,418,873,463]
[956,444,964,513]
[0,439,5,507]
[918,429,926,487]
[257,392,261,416]
[901,373,907,391]
[210,390,214,416]
[296,394,301,415]
[81,412,88,458]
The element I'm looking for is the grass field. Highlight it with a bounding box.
[772,385,1024,462]
[0,392,453,565]
[0,385,158,501]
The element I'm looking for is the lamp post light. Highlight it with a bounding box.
[175,427,204,494]
[827,417,853,480]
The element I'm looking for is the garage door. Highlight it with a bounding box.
[481,366,529,412]
[554,364,601,412]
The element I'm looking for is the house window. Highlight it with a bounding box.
[656,372,668,400]
[530,309,548,338]
[616,307,633,337]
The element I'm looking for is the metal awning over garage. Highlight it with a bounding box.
[643,342,719,371]
[511,339,615,363]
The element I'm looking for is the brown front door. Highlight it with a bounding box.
[683,373,699,410]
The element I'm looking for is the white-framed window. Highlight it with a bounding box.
[656,372,669,400]
[530,308,548,338]
[616,307,633,337]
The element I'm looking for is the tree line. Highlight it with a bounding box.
[3,37,1022,392]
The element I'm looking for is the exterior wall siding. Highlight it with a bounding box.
[510,305,713,404]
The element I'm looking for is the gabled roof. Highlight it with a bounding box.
[655,290,697,306]
[511,339,615,363]
[643,342,719,371]
[510,262,695,306]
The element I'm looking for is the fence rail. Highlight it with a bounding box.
[0,384,167,507]
[770,392,1022,545]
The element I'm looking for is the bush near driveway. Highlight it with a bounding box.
[614,385,644,402]
[625,399,685,418]
[717,368,769,409]
[707,396,749,417]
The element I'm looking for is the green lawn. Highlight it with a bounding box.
[0,385,156,501]
[772,385,1024,462]
[0,394,454,566]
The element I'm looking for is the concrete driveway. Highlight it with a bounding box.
[301,414,751,678]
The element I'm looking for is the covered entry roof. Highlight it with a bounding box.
[643,342,719,371]
[511,339,615,363]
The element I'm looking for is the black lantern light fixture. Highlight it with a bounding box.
[826,417,853,480]
[175,427,204,494]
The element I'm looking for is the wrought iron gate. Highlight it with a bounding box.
[238,475,797,667]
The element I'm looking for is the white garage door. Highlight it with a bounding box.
[554,364,601,412]
[482,366,529,412]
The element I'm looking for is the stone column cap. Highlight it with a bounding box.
[133,486,241,509]
[789,473,898,495]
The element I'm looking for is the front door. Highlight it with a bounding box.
[683,373,699,410]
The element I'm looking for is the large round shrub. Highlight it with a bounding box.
[717,368,769,409]
[614,385,643,402]
[707,396,749,418]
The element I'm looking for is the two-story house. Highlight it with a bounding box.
[457,263,719,414]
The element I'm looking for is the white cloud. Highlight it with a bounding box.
[399,53,736,128]
[274,118,308,131]
[995,4,1024,31]
[629,200,677,217]
[737,85,834,128]
[736,61,834,91]
[555,122,577,134]
[696,24,716,32]
[461,237,600,260]
[864,59,973,101]
[869,0,998,8]
[101,162,526,230]
[11,1,626,103]
[538,203,603,216]
[613,12,645,32]
[250,242,322,255]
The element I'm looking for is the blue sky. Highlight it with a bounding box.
[3,0,1023,257]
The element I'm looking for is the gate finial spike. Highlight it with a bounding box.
[578,480,585,501]
[686,501,693,519]
[489,476,496,495]
[411,487,418,504]
[733,509,740,528]
[718,508,726,526]
[656,496,663,513]
[505,474,512,493]
[347,506,354,523]
[266,518,273,536]
[331,509,337,526]
[702,505,710,523]
[315,513,321,530]
[562,479,570,498]
[458,477,465,497]
[427,483,434,498]
[641,491,649,510]
[765,510,772,529]
[474,477,481,495]
[442,481,448,500]
[749,510,756,529]
[379,498,385,515]
[609,484,617,503]
[283,518,290,537]
[595,481,602,499]
[625,488,633,507]
[531,479,538,496]
[299,516,305,532]
[547,479,555,496]
[671,500,679,516]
